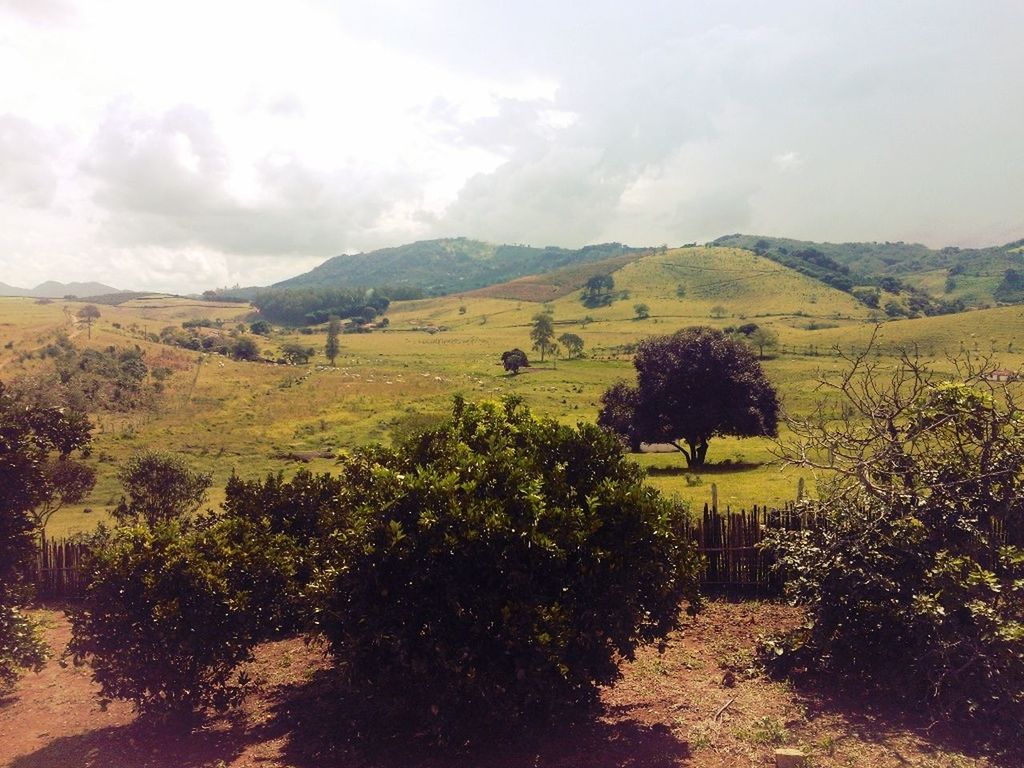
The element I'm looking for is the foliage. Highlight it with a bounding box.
[113,451,212,527]
[280,342,316,365]
[530,311,555,362]
[763,347,1024,736]
[501,348,530,374]
[249,320,272,336]
[273,237,638,298]
[24,335,155,412]
[581,274,616,308]
[597,381,642,452]
[994,268,1024,303]
[0,382,90,691]
[325,315,341,365]
[252,286,390,326]
[32,457,96,542]
[76,304,101,337]
[230,336,260,361]
[633,303,650,320]
[67,516,300,718]
[599,327,779,467]
[558,333,584,359]
[311,397,702,738]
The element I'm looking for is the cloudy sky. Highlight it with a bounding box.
[1,1,1021,293]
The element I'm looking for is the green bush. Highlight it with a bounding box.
[0,382,90,691]
[765,358,1024,738]
[67,516,299,718]
[311,396,702,738]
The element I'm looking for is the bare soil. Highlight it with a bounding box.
[1,601,1017,768]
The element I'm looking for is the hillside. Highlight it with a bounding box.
[271,238,644,295]
[713,234,1024,307]
[0,280,125,298]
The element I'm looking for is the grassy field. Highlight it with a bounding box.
[3,245,1023,539]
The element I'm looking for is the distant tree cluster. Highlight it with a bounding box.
[581,274,616,308]
[17,334,155,412]
[251,287,391,326]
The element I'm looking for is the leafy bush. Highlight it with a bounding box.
[764,351,1024,738]
[113,451,212,527]
[68,516,299,718]
[0,382,90,691]
[311,397,702,738]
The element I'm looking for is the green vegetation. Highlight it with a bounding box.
[274,237,641,296]
[65,397,701,733]
[67,516,299,717]
[715,233,1024,309]
[599,328,779,467]
[311,397,702,736]
[251,286,390,325]
[0,382,91,691]
[112,451,212,528]
[763,349,1024,735]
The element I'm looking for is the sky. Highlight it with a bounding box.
[0,1,1022,294]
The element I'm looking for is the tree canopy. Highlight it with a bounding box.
[529,312,555,362]
[113,451,212,528]
[598,327,779,467]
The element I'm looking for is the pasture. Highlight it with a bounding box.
[2,246,1023,539]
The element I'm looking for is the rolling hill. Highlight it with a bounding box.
[713,234,1024,307]
[271,238,644,295]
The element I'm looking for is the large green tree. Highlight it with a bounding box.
[598,327,779,467]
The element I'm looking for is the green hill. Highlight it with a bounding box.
[271,238,644,295]
[713,234,1024,307]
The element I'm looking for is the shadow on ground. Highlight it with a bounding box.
[789,674,1024,768]
[10,670,693,768]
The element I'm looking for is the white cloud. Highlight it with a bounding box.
[0,0,1021,293]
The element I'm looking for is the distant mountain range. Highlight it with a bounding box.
[0,280,125,298]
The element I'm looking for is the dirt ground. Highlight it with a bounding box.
[1,601,1017,768]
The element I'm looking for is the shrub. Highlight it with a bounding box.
[67,516,299,719]
[311,397,702,738]
[764,349,1024,738]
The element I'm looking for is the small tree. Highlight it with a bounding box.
[280,343,315,365]
[748,326,778,359]
[501,348,529,374]
[325,315,341,366]
[558,333,584,359]
[709,304,727,319]
[77,305,101,339]
[530,312,555,362]
[33,458,96,546]
[113,452,212,527]
[68,516,299,719]
[249,320,272,336]
[598,327,778,467]
[633,303,650,320]
[230,337,260,361]
[764,345,1024,736]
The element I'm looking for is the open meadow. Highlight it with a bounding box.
[3,246,1023,539]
